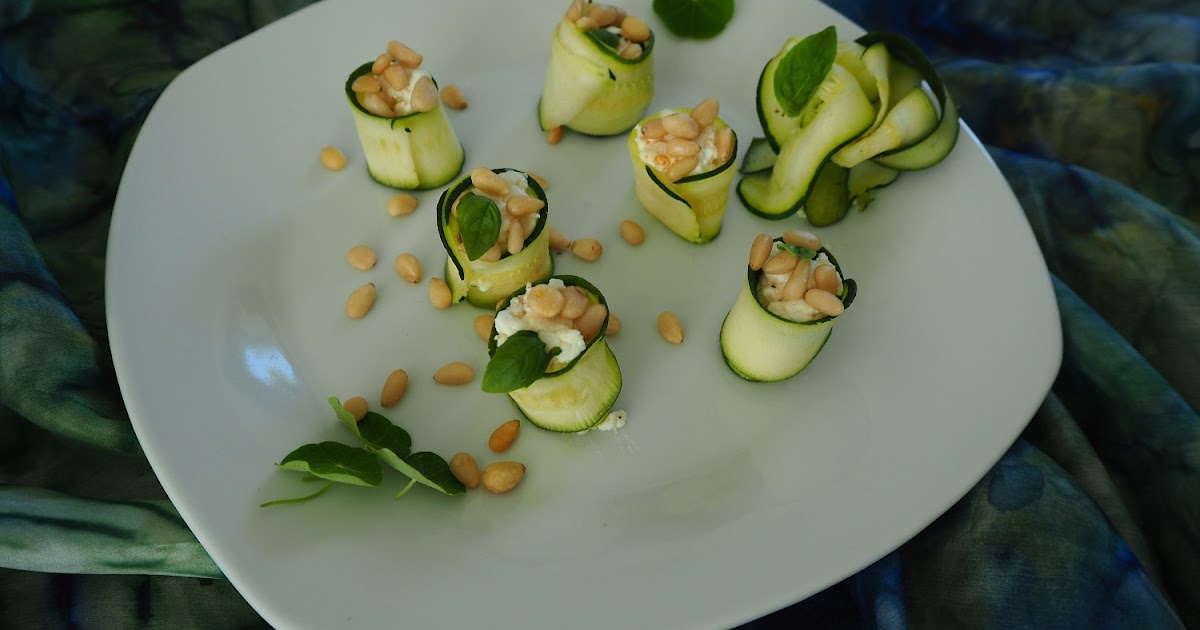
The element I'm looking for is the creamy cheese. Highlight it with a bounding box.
[576,409,628,434]
[494,279,586,370]
[384,68,430,116]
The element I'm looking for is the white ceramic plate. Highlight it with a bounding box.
[107,1,1061,628]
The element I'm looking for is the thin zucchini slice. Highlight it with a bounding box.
[831,87,938,168]
[344,62,465,190]
[488,276,622,432]
[801,163,850,227]
[739,137,778,175]
[720,241,857,382]
[437,168,554,308]
[628,107,737,243]
[848,160,901,212]
[539,12,654,136]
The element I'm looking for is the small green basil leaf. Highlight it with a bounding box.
[377,451,466,496]
[652,0,734,40]
[329,398,412,457]
[585,28,621,50]
[278,442,383,487]
[482,330,553,393]
[775,26,837,118]
[457,194,502,261]
[777,242,817,260]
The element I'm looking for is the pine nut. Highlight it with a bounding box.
[409,75,438,113]
[549,228,571,252]
[506,195,545,217]
[657,311,684,344]
[575,16,599,30]
[716,127,734,164]
[619,43,643,60]
[781,259,812,301]
[345,283,376,319]
[482,461,526,494]
[507,218,525,255]
[441,84,467,110]
[560,286,590,320]
[571,238,603,261]
[489,419,521,452]
[661,114,700,140]
[749,233,773,271]
[805,288,844,317]
[642,140,667,156]
[814,264,840,294]
[380,369,409,407]
[477,243,502,262]
[565,0,584,22]
[394,253,421,283]
[470,167,510,197]
[529,172,549,190]
[343,396,368,421]
[667,138,701,158]
[664,156,699,182]
[607,312,622,335]
[619,220,645,245]
[547,126,564,145]
[520,213,538,237]
[690,97,720,127]
[449,452,481,489]
[429,277,452,309]
[640,117,667,140]
[621,16,651,42]
[433,361,475,384]
[320,146,346,171]
[474,314,495,342]
[360,92,392,117]
[380,64,409,91]
[574,303,608,342]
[371,53,391,76]
[351,75,382,93]
[588,3,621,27]
[386,40,423,68]
[346,245,377,270]
[386,193,418,216]
[763,250,798,275]
[526,284,565,318]
[783,229,822,251]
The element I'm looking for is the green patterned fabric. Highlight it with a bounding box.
[2,0,1198,628]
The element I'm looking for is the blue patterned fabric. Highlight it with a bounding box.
[2,1,1197,628]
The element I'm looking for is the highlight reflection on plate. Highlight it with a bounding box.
[107,1,1061,628]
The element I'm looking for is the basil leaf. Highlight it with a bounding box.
[774,26,837,118]
[482,330,553,393]
[652,0,734,40]
[278,442,383,487]
[585,28,621,50]
[260,481,333,507]
[456,194,502,261]
[379,451,466,497]
[777,242,817,260]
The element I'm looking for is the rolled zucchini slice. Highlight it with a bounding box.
[437,168,554,308]
[539,4,654,136]
[627,105,737,243]
[344,62,465,190]
[486,276,622,432]
[720,238,857,382]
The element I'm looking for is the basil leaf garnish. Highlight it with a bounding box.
[457,193,502,261]
[482,330,555,393]
[652,0,734,40]
[586,28,621,50]
[278,442,383,487]
[381,451,466,497]
[777,242,817,260]
[774,25,837,118]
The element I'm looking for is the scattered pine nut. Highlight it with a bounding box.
[346,245,377,271]
[571,238,603,261]
[489,419,521,452]
[345,283,376,319]
[319,146,346,171]
[429,277,452,309]
[474,314,495,342]
[450,452,481,489]
[343,396,368,421]
[547,126,563,145]
[619,220,645,246]
[657,311,684,344]
[749,233,773,271]
[380,369,409,407]
[395,253,422,284]
[482,461,526,494]
[441,84,468,110]
[433,361,474,384]
[549,228,571,252]
[387,193,418,217]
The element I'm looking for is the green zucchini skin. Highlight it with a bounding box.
[488,275,622,432]
[436,168,554,308]
[719,242,856,382]
[344,62,465,190]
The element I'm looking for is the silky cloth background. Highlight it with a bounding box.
[1,0,1197,628]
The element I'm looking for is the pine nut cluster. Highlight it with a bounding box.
[564,0,651,60]
[495,280,609,370]
[636,98,735,182]
[350,40,439,117]
[453,168,547,261]
[750,231,846,320]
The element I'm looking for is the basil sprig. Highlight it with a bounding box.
[777,242,817,260]
[456,193,502,261]
[653,0,735,40]
[774,25,837,118]
[482,330,558,394]
[585,28,621,50]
